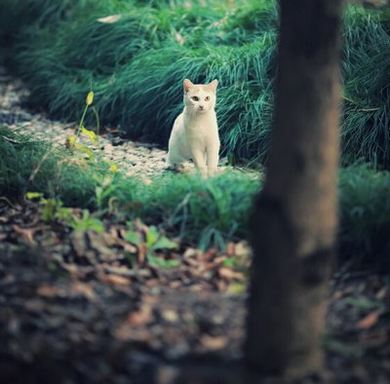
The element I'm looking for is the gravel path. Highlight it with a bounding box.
[0,66,170,178]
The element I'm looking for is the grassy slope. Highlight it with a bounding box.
[1,0,388,167]
[1,126,389,263]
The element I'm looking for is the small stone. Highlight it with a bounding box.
[161,309,179,323]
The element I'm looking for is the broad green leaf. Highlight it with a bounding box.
[81,126,97,143]
[124,230,143,246]
[26,192,43,200]
[71,211,104,233]
[343,297,383,311]
[41,198,63,223]
[148,254,180,269]
[146,226,177,250]
[153,236,177,250]
[222,257,237,268]
[74,142,94,159]
[55,207,73,222]
[146,226,159,247]
[88,219,104,233]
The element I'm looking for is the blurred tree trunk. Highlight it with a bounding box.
[245,0,345,378]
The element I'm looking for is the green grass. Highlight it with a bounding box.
[339,164,390,267]
[0,127,97,206]
[2,1,388,167]
[0,126,258,247]
[342,7,390,168]
[1,126,389,262]
[1,0,275,164]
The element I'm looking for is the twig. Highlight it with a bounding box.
[0,196,19,209]
[359,107,380,112]
[29,147,55,183]
[1,135,23,144]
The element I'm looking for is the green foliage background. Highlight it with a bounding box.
[1,0,389,167]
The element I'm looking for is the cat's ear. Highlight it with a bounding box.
[207,79,218,93]
[183,79,194,93]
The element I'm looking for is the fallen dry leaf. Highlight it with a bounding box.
[118,238,137,254]
[200,335,227,350]
[137,243,147,264]
[37,284,63,297]
[127,306,153,327]
[235,241,251,258]
[161,309,179,323]
[71,282,97,301]
[99,273,131,286]
[359,329,388,347]
[97,14,121,24]
[376,287,387,300]
[226,242,235,256]
[218,267,244,281]
[183,247,198,259]
[12,224,38,244]
[356,310,382,330]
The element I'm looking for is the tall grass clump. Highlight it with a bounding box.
[1,1,389,168]
[112,171,260,247]
[0,126,97,206]
[342,7,390,168]
[3,0,277,164]
[339,164,390,268]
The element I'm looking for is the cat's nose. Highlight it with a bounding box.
[199,105,204,110]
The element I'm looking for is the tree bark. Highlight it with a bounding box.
[245,0,345,378]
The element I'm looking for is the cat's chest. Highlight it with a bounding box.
[184,114,217,138]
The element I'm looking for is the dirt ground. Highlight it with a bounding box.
[1,197,390,384]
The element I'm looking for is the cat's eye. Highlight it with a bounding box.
[192,96,199,101]
[205,96,210,101]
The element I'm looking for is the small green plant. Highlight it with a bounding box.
[26,191,104,233]
[124,222,179,268]
[76,91,98,139]
[94,174,117,211]
[26,192,73,223]
[70,209,104,233]
[223,257,239,268]
[66,91,100,160]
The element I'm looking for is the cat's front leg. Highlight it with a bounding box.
[191,147,207,178]
[206,142,220,177]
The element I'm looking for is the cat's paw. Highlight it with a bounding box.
[207,167,220,177]
[166,163,189,173]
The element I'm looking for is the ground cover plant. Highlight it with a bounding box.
[0,125,259,248]
[1,0,388,167]
[1,125,389,265]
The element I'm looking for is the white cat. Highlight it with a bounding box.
[167,79,220,178]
